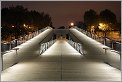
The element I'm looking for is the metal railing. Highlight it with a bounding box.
[68,39,84,55]
[74,26,121,54]
[1,26,52,55]
[40,40,56,54]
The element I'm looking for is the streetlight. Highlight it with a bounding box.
[11,25,17,39]
[23,24,26,27]
[29,26,31,29]
[70,22,74,26]
[12,25,14,28]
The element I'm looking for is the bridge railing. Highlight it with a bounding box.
[68,39,84,55]
[74,26,121,54]
[40,39,56,54]
[1,26,52,55]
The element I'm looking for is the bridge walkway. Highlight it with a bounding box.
[1,38,121,81]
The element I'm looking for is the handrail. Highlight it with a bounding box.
[73,27,121,54]
[1,26,52,55]
[40,40,56,54]
[68,39,84,55]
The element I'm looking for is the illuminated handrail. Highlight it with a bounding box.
[1,26,52,55]
[74,26,121,54]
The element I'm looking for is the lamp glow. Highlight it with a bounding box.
[70,22,74,26]
[23,24,26,27]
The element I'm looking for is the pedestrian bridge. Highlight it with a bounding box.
[1,27,121,81]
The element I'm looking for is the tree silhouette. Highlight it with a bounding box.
[1,5,52,41]
[99,9,118,31]
[83,9,119,32]
[75,21,87,30]
[99,9,117,24]
[84,9,98,25]
[84,9,98,31]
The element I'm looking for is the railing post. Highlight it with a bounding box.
[46,43,48,50]
[111,40,114,49]
[40,44,42,55]
[9,42,12,50]
[15,39,17,47]
[103,47,110,55]
[1,54,3,71]
[12,48,19,64]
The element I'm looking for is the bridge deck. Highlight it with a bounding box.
[1,39,121,81]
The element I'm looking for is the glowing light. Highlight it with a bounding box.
[91,26,94,27]
[70,22,74,26]
[4,42,7,44]
[23,24,26,27]
[98,23,108,31]
[99,23,104,27]
[12,25,14,27]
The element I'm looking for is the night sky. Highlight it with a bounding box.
[1,1,121,28]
